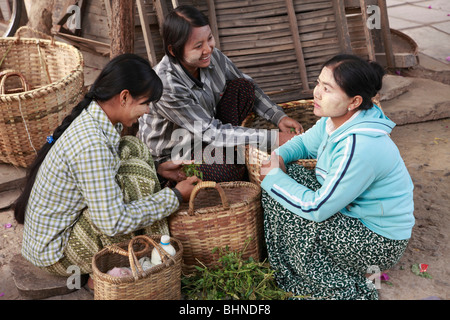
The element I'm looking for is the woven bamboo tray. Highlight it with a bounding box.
[92,235,183,300]
[168,181,264,275]
[0,27,84,167]
[241,99,319,185]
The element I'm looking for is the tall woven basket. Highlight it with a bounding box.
[92,235,183,300]
[0,27,84,167]
[168,181,264,275]
[241,99,319,185]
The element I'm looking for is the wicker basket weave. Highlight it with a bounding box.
[168,181,264,274]
[0,27,84,167]
[241,99,319,185]
[92,235,183,300]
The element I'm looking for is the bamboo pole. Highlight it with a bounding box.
[136,0,157,66]
[285,0,309,91]
[332,0,352,53]
[378,0,395,67]
[206,0,220,50]
[359,0,375,60]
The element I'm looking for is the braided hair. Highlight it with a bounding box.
[13,53,162,224]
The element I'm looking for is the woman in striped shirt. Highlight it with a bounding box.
[139,5,303,182]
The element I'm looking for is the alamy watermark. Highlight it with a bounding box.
[367,5,381,30]
[66,265,82,289]
[65,4,82,31]
[169,120,278,166]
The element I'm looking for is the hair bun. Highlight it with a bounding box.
[369,60,385,92]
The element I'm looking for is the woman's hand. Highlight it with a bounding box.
[174,176,201,202]
[260,152,286,182]
[157,160,193,182]
[278,116,304,135]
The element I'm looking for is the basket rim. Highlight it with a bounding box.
[0,37,84,101]
[241,99,314,128]
[173,181,261,216]
[92,235,183,283]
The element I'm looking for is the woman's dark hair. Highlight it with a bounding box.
[163,5,209,61]
[13,53,162,224]
[322,54,385,110]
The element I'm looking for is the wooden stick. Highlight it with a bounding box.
[333,0,352,53]
[136,0,157,66]
[285,0,309,91]
[359,0,375,60]
[154,0,169,35]
[378,0,395,67]
[206,0,220,50]
[103,0,112,29]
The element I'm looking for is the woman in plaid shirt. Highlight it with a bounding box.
[13,54,199,281]
[139,5,303,182]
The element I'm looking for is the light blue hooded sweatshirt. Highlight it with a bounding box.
[261,105,415,240]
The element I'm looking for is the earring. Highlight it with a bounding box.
[348,107,351,111]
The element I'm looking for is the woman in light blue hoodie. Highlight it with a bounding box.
[260,54,414,300]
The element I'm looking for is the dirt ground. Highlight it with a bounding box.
[1,119,448,301]
[0,82,449,302]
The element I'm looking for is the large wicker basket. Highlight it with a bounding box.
[0,27,84,167]
[168,181,264,274]
[241,99,319,185]
[92,235,183,300]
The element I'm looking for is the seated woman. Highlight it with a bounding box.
[260,54,415,300]
[138,5,302,182]
[13,54,200,281]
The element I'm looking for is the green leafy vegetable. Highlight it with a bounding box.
[181,239,303,300]
[183,163,203,180]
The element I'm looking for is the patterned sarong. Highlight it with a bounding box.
[192,78,255,182]
[262,163,409,300]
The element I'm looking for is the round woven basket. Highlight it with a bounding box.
[0,27,84,167]
[168,181,264,275]
[92,234,183,300]
[241,99,319,185]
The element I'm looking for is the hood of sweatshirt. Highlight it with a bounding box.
[329,104,396,143]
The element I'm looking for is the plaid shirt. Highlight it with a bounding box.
[138,48,284,163]
[22,102,179,267]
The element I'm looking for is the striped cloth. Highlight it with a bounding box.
[138,48,284,163]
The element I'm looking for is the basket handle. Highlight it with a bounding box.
[14,26,55,44]
[107,235,173,280]
[0,70,30,95]
[188,181,230,215]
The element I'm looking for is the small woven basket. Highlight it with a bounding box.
[0,27,84,167]
[92,235,183,300]
[168,181,264,274]
[241,99,319,185]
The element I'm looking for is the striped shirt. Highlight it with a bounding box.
[138,48,285,163]
[21,101,180,267]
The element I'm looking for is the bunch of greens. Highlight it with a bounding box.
[182,163,203,180]
[181,241,296,300]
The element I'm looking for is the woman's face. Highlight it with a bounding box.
[313,66,355,128]
[122,95,150,127]
[181,25,215,78]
